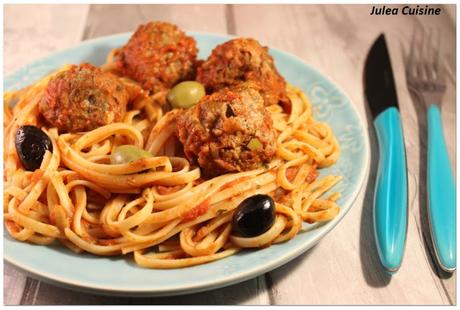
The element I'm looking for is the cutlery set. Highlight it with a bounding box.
[364,31,456,273]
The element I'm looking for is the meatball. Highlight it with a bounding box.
[196,38,290,109]
[39,63,129,133]
[176,82,277,178]
[118,21,198,93]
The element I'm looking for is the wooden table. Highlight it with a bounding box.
[4,4,456,305]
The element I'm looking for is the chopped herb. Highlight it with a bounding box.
[216,209,227,216]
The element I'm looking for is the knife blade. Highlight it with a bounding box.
[364,34,408,273]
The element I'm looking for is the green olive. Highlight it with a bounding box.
[110,145,152,165]
[167,81,205,109]
[247,138,263,151]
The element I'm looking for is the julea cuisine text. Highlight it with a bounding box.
[370,5,441,16]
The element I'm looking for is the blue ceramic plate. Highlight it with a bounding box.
[4,32,370,296]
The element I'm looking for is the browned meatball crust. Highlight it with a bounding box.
[176,82,277,178]
[196,38,290,109]
[39,63,129,133]
[118,21,198,93]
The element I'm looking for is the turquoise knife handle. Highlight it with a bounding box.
[427,104,456,272]
[373,107,408,273]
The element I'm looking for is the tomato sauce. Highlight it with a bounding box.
[306,168,319,183]
[157,185,183,195]
[99,239,117,246]
[221,176,250,190]
[30,169,44,184]
[181,198,210,221]
[286,167,298,181]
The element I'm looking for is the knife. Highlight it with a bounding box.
[364,34,408,273]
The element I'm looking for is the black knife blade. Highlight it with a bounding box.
[363,33,408,273]
[364,34,400,118]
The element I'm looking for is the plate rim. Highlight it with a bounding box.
[4,31,371,296]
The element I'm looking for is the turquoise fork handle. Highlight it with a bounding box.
[373,107,408,273]
[427,104,456,272]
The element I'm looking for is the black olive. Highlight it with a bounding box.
[15,125,53,171]
[232,194,276,237]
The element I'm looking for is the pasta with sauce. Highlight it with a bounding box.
[3,21,341,269]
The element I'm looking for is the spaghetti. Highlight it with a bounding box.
[4,50,341,269]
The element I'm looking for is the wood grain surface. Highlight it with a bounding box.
[3,4,456,305]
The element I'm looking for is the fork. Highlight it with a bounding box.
[405,27,456,272]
